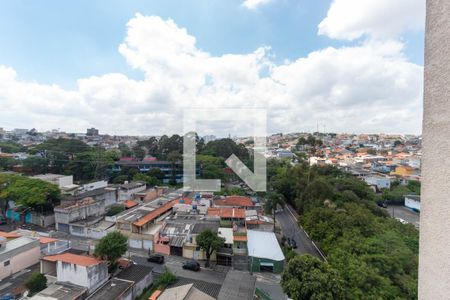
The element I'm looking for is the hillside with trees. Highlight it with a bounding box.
[271,160,419,299]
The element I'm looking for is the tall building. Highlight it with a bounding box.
[86,128,99,136]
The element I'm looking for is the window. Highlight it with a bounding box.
[4,260,10,266]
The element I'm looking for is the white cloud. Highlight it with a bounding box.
[241,0,272,10]
[318,0,425,40]
[0,14,423,135]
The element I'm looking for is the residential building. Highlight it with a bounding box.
[115,264,153,299]
[32,174,77,191]
[247,230,285,273]
[87,278,133,300]
[41,253,108,293]
[118,181,147,201]
[217,270,256,300]
[157,284,215,300]
[63,187,118,208]
[364,175,392,191]
[54,197,105,233]
[0,236,40,280]
[213,196,255,210]
[29,282,87,300]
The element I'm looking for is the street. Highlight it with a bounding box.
[385,205,420,229]
[131,254,228,285]
[276,204,325,259]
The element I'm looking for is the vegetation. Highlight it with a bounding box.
[196,229,225,267]
[136,270,176,300]
[282,255,345,300]
[94,231,128,266]
[25,272,47,296]
[264,191,285,232]
[271,160,419,299]
[106,205,125,216]
[0,174,60,210]
[0,141,26,153]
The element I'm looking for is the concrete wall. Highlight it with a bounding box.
[0,245,40,280]
[56,261,108,292]
[419,1,450,298]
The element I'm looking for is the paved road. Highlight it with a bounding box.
[385,205,420,229]
[276,204,325,259]
[131,254,228,285]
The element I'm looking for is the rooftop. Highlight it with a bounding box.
[247,230,285,261]
[116,264,153,283]
[207,207,246,219]
[214,196,254,207]
[87,278,133,300]
[169,277,222,299]
[133,198,178,227]
[123,199,139,208]
[43,253,103,267]
[31,282,87,300]
[217,270,256,300]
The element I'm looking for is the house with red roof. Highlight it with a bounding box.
[41,253,108,293]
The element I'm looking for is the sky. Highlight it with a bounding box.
[0,0,426,136]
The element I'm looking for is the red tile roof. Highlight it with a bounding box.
[207,207,246,219]
[43,253,103,267]
[214,196,254,207]
[133,199,178,227]
[0,231,21,238]
[38,237,58,244]
[123,200,139,209]
[233,235,248,242]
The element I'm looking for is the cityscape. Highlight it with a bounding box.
[2,0,450,300]
[0,127,421,299]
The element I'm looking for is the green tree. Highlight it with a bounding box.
[281,255,345,300]
[94,231,128,266]
[22,156,49,174]
[133,173,159,186]
[0,174,60,209]
[265,191,285,232]
[196,229,225,268]
[25,272,47,296]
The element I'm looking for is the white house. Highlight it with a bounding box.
[364,175,392,190]
[41,253,108,293]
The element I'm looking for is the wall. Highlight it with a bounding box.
[419,1,450,298]
[0,244,40,280]
[405,197,420,212]
[57,261,108,292]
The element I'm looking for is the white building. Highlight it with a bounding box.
[0,236,40,280]
[41,253,108,293]
[405,195,420,212]
[364,175,392,190]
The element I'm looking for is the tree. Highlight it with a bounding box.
[133,173,159,186]
[25,272,47,296]
[22,156,49,174]
[265,191,285,232]
[94,231,128,266]
[281,255,345,300]
[0,174,60,209]
[196,229,225,268]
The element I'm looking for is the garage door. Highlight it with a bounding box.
[260,261,274,272]
[143,240,152,251]
[129,239,142,249]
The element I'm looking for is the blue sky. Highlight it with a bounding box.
[0,0,426,135]
[0,0,423,88]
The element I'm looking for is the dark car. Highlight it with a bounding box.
[147,254,165,264]
[0,216,6,225]
[377,201,388,208]
[290,238,297,249]
[182,261,200,271]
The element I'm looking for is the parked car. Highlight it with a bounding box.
[377,201,388,208]
[182,261,200,271]
[290,238,297,249]
[147,254,165,264]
